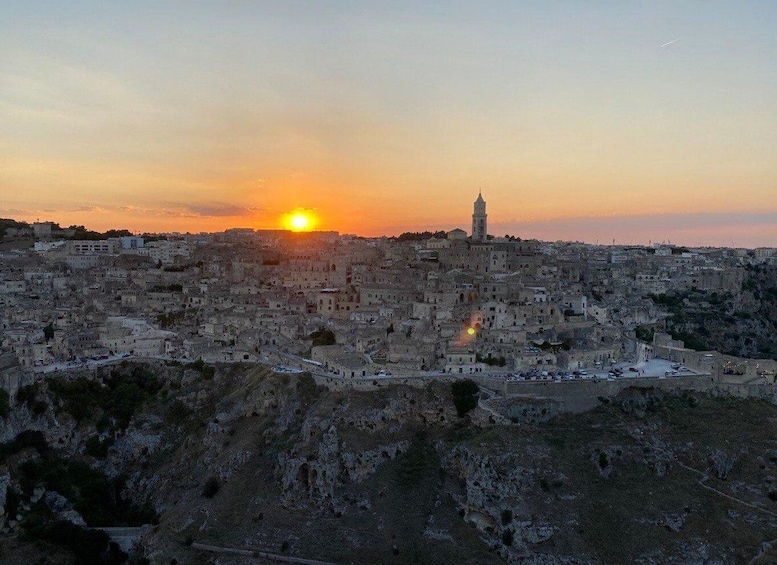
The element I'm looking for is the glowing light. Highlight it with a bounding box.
[290,213,309,231]
[283,209,317,232]
[467,327,475,336]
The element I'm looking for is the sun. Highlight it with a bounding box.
[283,209,317,232]
[290,213,310,231]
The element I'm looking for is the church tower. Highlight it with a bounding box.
[471,191,487,242]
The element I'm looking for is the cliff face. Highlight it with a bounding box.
[3,363,777,564]
[654,264,777,359]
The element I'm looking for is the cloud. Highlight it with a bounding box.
[75,205,110,213]
[2,202,265,221]
[0,208,44,216]
[182,203,262,217]
[87,203,264,218]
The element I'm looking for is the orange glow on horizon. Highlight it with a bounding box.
[282,209,318,232]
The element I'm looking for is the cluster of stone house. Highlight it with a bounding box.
[1,199,774,387]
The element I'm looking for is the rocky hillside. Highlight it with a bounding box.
[649,264,777,359]
[3,362,777,564]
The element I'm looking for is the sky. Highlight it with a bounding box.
[2,1,776,246]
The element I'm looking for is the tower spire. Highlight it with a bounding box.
[471,191,487,242]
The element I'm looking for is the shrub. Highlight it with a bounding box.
[48,377,110,423]
[451,380,479,417]
[85,435,113,458]
[297,373,320,404]
[309,328,336,347]
[502,529,514,546]
[0,388,9,418]
[202,476,220,498]
[5,486,20,518]
[395,434,432,489]
[186,359,215,379]
[0,430,49,464]
[24,519,127,565]
[16,384,38,407]
[18,457,155,526]
[166,400,193,422]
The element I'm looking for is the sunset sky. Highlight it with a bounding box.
[2,2,776,246]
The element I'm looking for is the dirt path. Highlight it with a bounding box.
[191,542,339,564]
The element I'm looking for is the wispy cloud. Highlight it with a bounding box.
[2,202,265,220]
[182,203,262,217]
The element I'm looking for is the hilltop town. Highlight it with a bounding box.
[2,195,776,400]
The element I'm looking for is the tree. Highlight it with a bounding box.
[43,323,55,341]
[310,328,336,347]
[202,476,220,498]
[0,389,9,418]
[451,379,479,417]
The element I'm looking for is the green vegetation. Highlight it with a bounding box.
[63,225,132,241]
[48,377,108,423]
[635,325,655,343]
[165,399,193,422]
[22,519,128,565]
[156,310,187,328]
[648,291,723,351]
[395,231,447,241]
[149,283,183,292]
[451,379,479,417]
[395,433,434,489]
[19,458,155,526]
[0,430,49,464]
[85,435,114,458]
[0,388,9,418]
[185,358,216,379]
[537,340,571,352]
[476,353,506,367]
[501,528,513,546]
[310,328,336,347]
[296,373,320,406]
[162,263,198,272]
[202,476,220,498]
[669,330,709,352]
[5,486,20,518]
[0,218,30,238]
[43,323,55,341]
[48,364,163,430]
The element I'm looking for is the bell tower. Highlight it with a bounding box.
[471,191,487,242]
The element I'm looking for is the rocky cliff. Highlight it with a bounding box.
[2,363,777,564]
